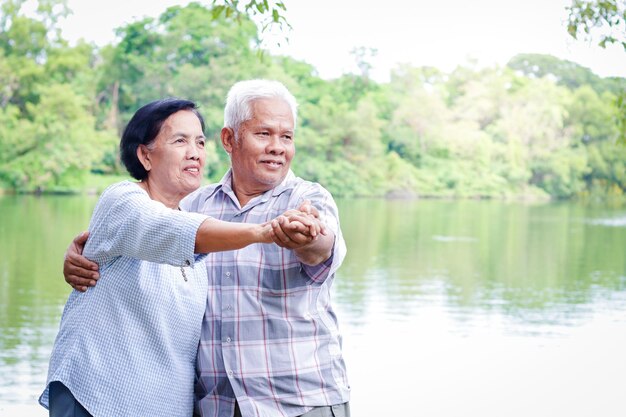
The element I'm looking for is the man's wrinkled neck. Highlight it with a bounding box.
[230,176,277,208]
[232,183,268,208]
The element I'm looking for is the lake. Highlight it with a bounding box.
[1,195,625,416]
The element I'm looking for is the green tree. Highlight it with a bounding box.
[385,65,449,167]
[507,54,606,92]
[567,86,619,143]
[209,0,289,33]
[566,1,626,142]
[0,0,71,111]
[567,0,626,50]
[0,0,116,191]
[585,140,626,197]
[0,84,116,191]
[98,3,262,124]
[490,77,591,197]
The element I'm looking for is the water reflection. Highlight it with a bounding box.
[335,198,626,331]
[0,195,98,411]
[1,196,625,416]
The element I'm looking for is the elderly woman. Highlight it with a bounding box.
[39,98,318,417]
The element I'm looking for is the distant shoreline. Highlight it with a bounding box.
[1,176,623,205]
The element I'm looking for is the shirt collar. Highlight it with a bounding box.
[217,168,295,210]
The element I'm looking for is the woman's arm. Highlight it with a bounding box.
[194,199,322,253]
[63,201,319,291]
[61,220,271,292]
[194,218,272,253]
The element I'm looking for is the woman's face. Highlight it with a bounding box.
[140,110,206,202]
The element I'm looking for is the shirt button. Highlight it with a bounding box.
[225,272,231,277]
[226,337,231,343]
[225,305,232,310]
[228,370,234,377]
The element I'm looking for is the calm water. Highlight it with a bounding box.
[1,196,625,416]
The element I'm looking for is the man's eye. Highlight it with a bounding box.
[198,140,206,147]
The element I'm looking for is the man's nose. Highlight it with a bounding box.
[266,135,285,154]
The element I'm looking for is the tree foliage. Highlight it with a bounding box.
[567,0,626,50]
[0,0,625,202]
[566,0,626,143]
[210,0,289,33]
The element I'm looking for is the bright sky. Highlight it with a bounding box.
[57,0,626,82]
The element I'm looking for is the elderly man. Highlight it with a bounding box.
[64,80,351,417]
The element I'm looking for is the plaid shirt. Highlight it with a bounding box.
[181,170,350,417]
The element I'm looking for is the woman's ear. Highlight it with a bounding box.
[136,144,151,172]
[221,127,235,155]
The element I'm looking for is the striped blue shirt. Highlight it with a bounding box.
[39,181,210,416]
[182,170,350,417]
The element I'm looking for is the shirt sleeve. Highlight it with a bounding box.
[83,182,209,267]
[292,181,347,284]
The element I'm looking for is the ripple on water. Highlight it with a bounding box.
[589,216,626,227]
[432,235,478,243]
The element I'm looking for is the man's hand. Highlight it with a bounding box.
[64,231,99,292]
[269,200,334,266]
[296,200,327,236]
[270,201,326,249]
[270,215,318,249]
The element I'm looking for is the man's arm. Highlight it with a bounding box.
[64,232,100,292]
[272,217,334,265]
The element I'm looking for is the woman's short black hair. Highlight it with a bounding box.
[120,98,205,180]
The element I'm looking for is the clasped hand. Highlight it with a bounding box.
[269,200,327,249]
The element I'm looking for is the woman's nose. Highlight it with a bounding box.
[187,143,200,159]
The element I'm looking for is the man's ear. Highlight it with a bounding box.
[221,127,235,154]
[136,144,151,172]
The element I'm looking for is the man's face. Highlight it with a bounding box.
[224,97,295,201]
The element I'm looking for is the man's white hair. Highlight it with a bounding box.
[224,79,298,136]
